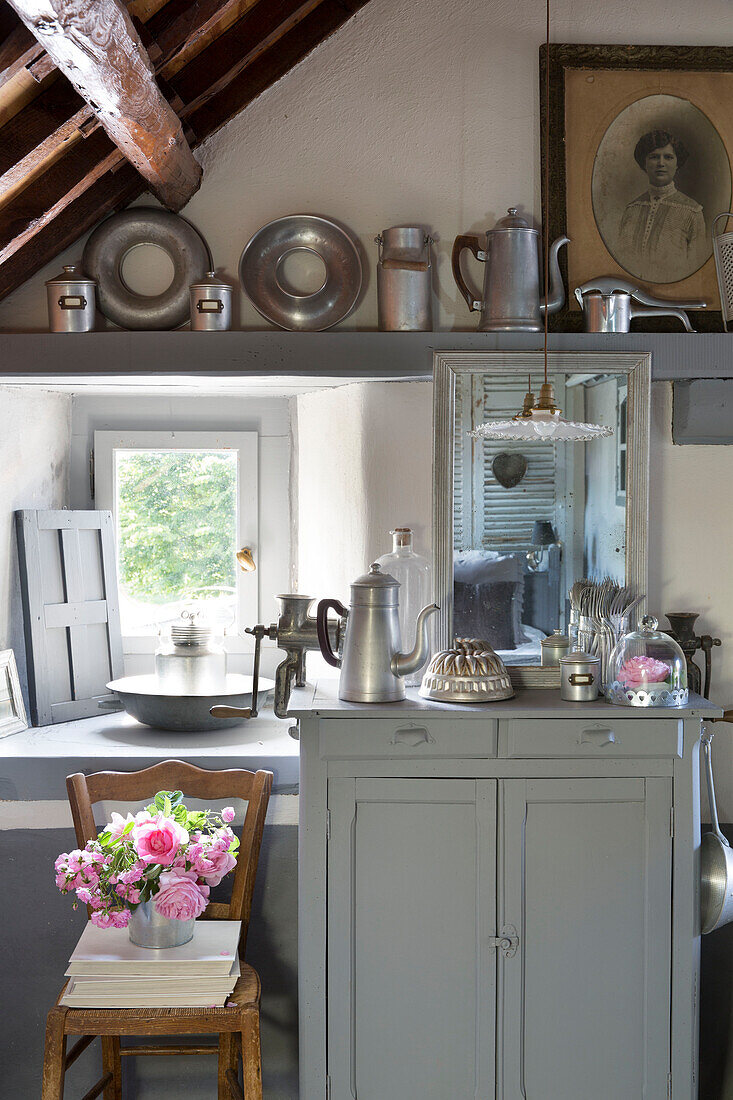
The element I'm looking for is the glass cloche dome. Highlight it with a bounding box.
[606,615,688,707]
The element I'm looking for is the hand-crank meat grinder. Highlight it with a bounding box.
[211,595,345,721]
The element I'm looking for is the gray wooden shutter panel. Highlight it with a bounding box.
[16,509,124,725]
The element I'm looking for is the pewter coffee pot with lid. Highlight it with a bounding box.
[451,208,570,331]
[316,563,438,702]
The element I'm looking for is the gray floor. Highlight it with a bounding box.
[0,826,298,1099]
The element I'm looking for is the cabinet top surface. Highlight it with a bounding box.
[288,681,722,720]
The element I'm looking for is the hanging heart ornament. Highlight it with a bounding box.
[492,452,528,488]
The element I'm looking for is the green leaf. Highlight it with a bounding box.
[169,790,184,808]
[154,791,169,812]
[97,831,111,845]
[122,820,135,836]
[173,804,188,825]
[163,796,172,818]
[144,863,163,880]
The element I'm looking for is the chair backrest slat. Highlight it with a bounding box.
[65,759,273,953]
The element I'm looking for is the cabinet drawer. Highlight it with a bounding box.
[504,718,682,758]
[319,718,498,759]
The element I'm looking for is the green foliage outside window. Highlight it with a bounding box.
[116,450,237,605]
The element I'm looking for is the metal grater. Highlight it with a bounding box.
[712,212,733,330]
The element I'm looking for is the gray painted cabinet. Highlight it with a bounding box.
[290,686,721,1100]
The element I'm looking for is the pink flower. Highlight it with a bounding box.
[106,811,136,841]
[55,873,70,892]
[110,909,131,928]
[75,887,94,905]
[132,815,188,867]
[195,846,237,888]
[90,911,116,929]
[619,655,671,687]
[154,869,209,921]
[221,807,235,823]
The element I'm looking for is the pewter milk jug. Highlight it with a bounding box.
[375,226,433,331]
[451,208,569,331]
[316,563,438,702]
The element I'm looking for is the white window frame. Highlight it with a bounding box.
[94,430,258,655]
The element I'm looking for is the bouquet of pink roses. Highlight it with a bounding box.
[54,790,239,929]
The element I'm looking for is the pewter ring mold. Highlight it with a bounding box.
[239,214,363,330]
[82,208,210,330]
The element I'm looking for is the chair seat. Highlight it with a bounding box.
[59,961,261,1036]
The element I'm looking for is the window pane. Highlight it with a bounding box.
[115,449,238,635]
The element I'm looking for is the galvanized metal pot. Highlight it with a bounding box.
[128,900,196,949]
[46,265,97,332]
[189,271,233,330]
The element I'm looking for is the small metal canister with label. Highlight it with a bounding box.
[46,265,97,332]
[560,652,600,701]
[189,271,233,331]
[541,629,571,666]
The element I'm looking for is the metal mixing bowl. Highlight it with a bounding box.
[106,674,274,731]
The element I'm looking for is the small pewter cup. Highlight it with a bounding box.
[128,900,195,949]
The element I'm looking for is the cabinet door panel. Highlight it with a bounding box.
[328,778,496,1100]
[499,777,672,1100]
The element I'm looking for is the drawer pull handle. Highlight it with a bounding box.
[390,726,434,747]
[580,726,616,746]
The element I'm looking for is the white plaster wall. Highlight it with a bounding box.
[0,0,730,331]
[296,381,433,602]
[0,387,71,707]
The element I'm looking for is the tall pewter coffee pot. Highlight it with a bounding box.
[452,208,569,331]
[316,563,438,702]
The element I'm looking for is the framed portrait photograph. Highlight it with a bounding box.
[541,45,733,330]
[0,649,28,738]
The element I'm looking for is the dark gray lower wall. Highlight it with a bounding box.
[0,826,298,1100]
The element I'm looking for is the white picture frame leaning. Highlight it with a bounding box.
[0,649,28,737]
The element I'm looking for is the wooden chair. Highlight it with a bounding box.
[41,759,273,1100]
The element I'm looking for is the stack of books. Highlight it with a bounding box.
[61,920,241,1008]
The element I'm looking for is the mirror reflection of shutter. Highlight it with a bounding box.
[453,374,475,550]
[478,377,557,550]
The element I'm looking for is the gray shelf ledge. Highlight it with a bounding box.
[0,330,731,380]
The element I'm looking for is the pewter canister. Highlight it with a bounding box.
[189,271,232,331]
[45,265,96,332]
[560,652,600,701]
[541,629,571,666]
[375,226,433,331]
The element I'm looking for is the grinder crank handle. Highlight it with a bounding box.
[210,705,252,719]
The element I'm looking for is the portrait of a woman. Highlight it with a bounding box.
[618,129,706,282]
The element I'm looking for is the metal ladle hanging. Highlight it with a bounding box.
[700,712,733,934]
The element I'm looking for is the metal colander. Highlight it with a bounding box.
[713,213,733,330]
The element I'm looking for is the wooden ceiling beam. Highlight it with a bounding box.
[4,0,202,211]
[0,0,371,302]
[176,0,369,141]
[0,0,252,209]
[0,160,143,303]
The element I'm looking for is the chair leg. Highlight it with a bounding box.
[101,1037,122,1100]
[241,1009,262,1100]
[41,1009,67,1100]
[218,1033,238,1100]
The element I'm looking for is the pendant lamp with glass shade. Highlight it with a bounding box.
[470,0,613,446]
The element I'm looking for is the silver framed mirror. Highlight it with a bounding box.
[432,351,651,683]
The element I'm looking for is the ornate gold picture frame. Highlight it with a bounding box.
[541,44,733,331]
